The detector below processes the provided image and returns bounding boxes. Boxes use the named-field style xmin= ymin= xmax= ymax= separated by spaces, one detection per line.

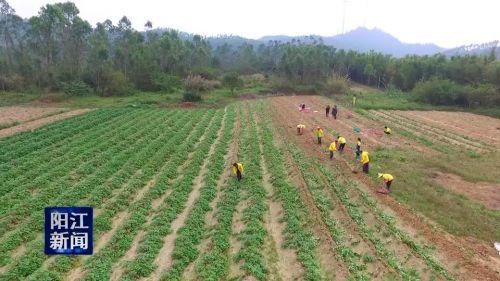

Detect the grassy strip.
xmin=161 ymin=106 xmax=235 ymax=280
xmin=117 ymin=110 xmax=225 ymax=280
xmin=256 ymin=103 xmax=324 ymax=280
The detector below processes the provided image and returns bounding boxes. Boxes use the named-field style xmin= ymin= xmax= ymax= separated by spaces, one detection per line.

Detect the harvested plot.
xmin=0 ymin=108 xmax=91 ymax=138
xmin=0 ymin=99 xmax=498 ymax=281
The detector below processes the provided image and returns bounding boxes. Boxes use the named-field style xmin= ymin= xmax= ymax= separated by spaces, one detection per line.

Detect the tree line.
xmin=1 ymin=1 xmax=499 ymax=107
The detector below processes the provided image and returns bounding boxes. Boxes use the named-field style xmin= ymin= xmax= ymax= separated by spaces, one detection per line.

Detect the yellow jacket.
xmin=384 ymin=127 xmax=392 ymax=134
xmin=381 ymin=173 xmax=393 ymax=181
xmin=329 ymin=142 xmax=337 ymax=151
xmin=232 ymin=163 xmax=244 ymax=174
xmin=338 ymin=137 xmax=346 ymax=144
xmin=360 ymin=151 xmax=369 ymax=164
xmin=315 ymin=129 xmax=324 ymax=138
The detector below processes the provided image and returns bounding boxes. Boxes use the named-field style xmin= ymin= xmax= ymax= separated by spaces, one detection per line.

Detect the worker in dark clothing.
xmin=355 ymin=137 xmax=361 ymax=161
xmin=326 ymin=105 xmax=330 ymax=117
xmin=332 ymin=105 xmax=338 ymax=119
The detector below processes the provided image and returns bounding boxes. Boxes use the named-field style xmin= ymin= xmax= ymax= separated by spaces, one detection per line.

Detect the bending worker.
xmin=326 ymin=105 xmax=330 ymax=117
xmin=315 ymin=127 xmax=324 ymax=144
xmin=378 ymin=173 xmax=394 ymax=192
xmin=297 ymin=124 xmax=306 ymax=135
xmin=360 ymin=150 xmax=369 ymax=174
xmin=329 ymin=140 xmax=337 ymax=160
xmin=232 ymin=162 xmax=244 ymax=181
xmin=337 ymin=135 xmax=346 ymax=153
xmin=384 ymin=126 xmax=392 ymax=135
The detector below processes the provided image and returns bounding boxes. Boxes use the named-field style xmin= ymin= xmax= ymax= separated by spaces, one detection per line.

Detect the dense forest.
xmin=1 ymin=1 xmax=499 ymax=107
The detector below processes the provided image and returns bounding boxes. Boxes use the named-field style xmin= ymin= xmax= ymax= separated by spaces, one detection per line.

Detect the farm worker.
xmin=332 ymin=105 xmax=338 ymax=119
xmin=352 ymin=96 xmax=357 ymax=107
xmin=378 ymin=173 xmax=394 ymax=192
xmin=232 ymin=162 xmax=244 ymax=181
xmin=337 ymin=135 xmax=346 ymax=153
xmin=360 ymin=150 xmax=369 ymax=174
xmin=315 ymin=127 xmax=324 ymax=144
xmin=328 ymin=140 xmax=337 ymax=160
xmin=326 ymin=105 xmax=330 ymax=117
xmin=384 ymin=126 xmax=392 ymax=135
xmin=355 ymin=137 xmax=361 ymax=161
xmin=297 ymin=124 xmax=306 ymax=135
xmin=301 ymin=104 xmax=306 ymax=110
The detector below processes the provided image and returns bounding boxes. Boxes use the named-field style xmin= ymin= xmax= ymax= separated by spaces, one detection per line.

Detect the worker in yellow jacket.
xmin=337 ymin=135 xmax=346 ymax=153
xmin=378 ymin=173 xmax=394 ymax=192
xmin=384 ymin=126 xmax=392 ymax=135
xmin=297 ymin=124 xmax=306 ymax=135
xmin=232 ymin=162 xmax=244 ymax=181
xmin=360 ymin=150 xmax=369 ymax=174
xmin=315 ymin=127 xmax=324 ymax=144
xmin=328 ymin=141 xmax=337 ymax=160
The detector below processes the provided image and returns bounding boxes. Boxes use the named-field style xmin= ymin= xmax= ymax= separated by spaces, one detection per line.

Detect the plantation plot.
xmin=0 ymin=99 xmax=499 ymax=281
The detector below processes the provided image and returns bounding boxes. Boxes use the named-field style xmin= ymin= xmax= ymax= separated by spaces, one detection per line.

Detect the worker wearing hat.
xmin=378 ymin=173 xmax=394 ymax=192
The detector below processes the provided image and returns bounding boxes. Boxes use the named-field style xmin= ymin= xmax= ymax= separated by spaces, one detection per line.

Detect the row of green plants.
xmin=195 ymin=106 xmax=244 ymax=280
xmin=0 ymin=109 xmax=130 ymax=192
xmin=69 ymin=108 xmax=220 ymax=280
xmin=162 ymin=106 xmax=236 ymax=280
xmin=53 ymin=110 xmax=213 ymax=276
xmin=0 ymin=109 xmax=128 ymax=162
xmin=256 ymin=104 xmax=325 ymax=280
xmin=0 ymin=110 xmax=164 ymax=220
xmin=373 ymin=110 xmax=487 ymax=151
xmin=0 ymin=110 xmax=168 ymax=268
xmin=233 ymin=109 xmax=268 ymax=280
xmin=43 ymin=109 xmax=200 ymax=278
xmin=117 ymin=110 xmax=225 ymax=280
xmin=0 ymin=109 xmax=187 ymax=278
xmin=287 ymin=144 xmax=420 ymax=280
xmin=0 ymin=110 xmax=168 ymax=239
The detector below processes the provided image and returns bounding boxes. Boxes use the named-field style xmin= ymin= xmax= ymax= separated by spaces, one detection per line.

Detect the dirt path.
xmin=150 ymin=109 xmax=228 ymax=281
xmin=255 ymin=113 xmax=304 ymax=281
xmin=0 ymin=106 xmax=67 ymax=126
xmin=0 ymin=109 xmax=91 ymax=138
xmin=269 ymin=95 xmax=500 ymax=280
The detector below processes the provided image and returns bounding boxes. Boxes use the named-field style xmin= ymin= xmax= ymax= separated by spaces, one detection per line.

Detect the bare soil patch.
xmin=432 ymin=171 xmax=500 ymax=210
xmin=0 ymin=109 xmax=91 ymax=138
xmin=0 ymin=106 xmax=67 ymax=126
xmin=395 ymin=110 xmax=500 ymax=147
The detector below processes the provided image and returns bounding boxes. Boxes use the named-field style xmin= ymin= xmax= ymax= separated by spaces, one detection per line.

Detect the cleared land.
xmin=0 ymin=98 xmax=498 ymax=281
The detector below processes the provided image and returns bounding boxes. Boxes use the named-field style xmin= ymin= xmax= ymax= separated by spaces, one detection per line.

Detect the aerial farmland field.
xmin=0 ymin=97 xmax=498 ymax=281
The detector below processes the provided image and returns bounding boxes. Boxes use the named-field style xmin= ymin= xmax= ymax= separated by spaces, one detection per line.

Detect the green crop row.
xmin=195 ymin=106 xmax=244 ymax=281
xmin=25 ymin=109 xmax=218 ymax=281
xmin=0 ymin=110 xmax=188 ymax=278
xmin=234 ymin=109 xmax=268 ymax=280
xmin=117 ymin=109 xmax=225 ymax=280
xmin=161 ymin=106 xmax=235 ymax=280
xmin=256 ymin=103 xmax=324 ymax=281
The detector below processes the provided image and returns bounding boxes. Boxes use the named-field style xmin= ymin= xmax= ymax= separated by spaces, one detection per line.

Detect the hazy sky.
xmin=8 ymin=0 xmax=500 ymax=48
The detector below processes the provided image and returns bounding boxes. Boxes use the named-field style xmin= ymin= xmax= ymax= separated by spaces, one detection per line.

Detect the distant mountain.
xmin=258 ymin=28 xmax=444 ymax=57
xmin=442 ymin=40 xmax=499 ymax=57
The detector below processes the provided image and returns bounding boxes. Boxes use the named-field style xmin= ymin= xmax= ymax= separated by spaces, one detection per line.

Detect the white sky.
xmin=8 ymin=0 xmax=500 ymax=48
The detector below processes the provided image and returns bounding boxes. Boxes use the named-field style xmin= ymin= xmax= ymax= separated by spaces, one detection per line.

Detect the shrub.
xmin=182 ymin=91 xmax=202 ymax=102
xmin=190 ymin=67 xmax=220 ymax=80
xmin=412 ymin=78 xmax=465 ymax=106
xmin=102 ymin=71 xmax=133 ymax=96
xmin=324 ymin=74 xmax=350 ymax=96
xmin=222 ymin=72 xmax=243 ymax=94
xmin=183 ymin=75 xmax=220 ymax=92
xmin=152 ymin=73 xmax=181 ymax=92
xmin=0 ymin=74 xmax=25 ymax=91
xmin=241 ymin=73 xmax=266 ymax=86
xmin=58 ymin=81 xmax=92 ymax=96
